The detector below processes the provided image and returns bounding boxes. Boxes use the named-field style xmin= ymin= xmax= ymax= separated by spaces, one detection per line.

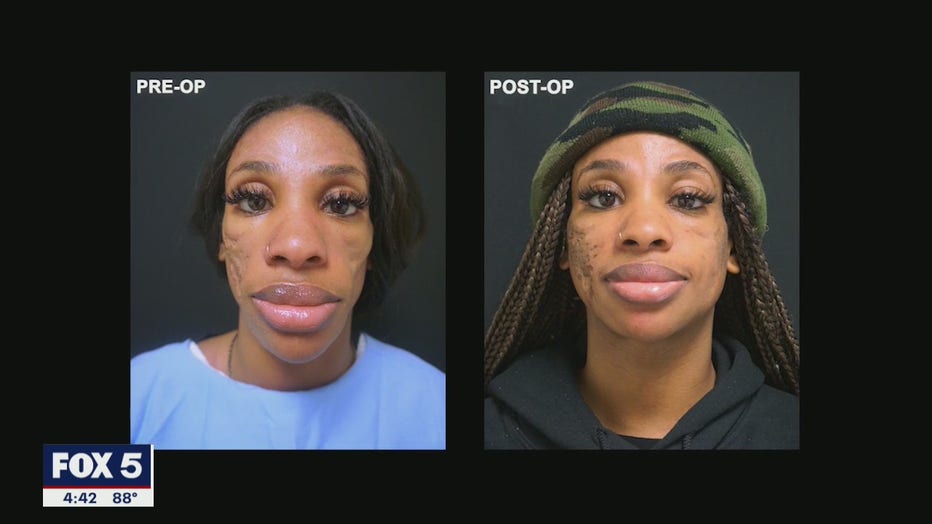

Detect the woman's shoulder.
xmin=132 ymin=340 xmax=193 ymax=365
xmin=361 ymin=333 xmax=444 ymax=378
xmin=356 ymin=333 xmax=445 ymax=439
xmin=131 ymin=339 xmax=198 ymax=383
xmin=755 ymin=384 xmax=800 ymax=415
xmin=731 ymin=383 xmax=799 ymax=449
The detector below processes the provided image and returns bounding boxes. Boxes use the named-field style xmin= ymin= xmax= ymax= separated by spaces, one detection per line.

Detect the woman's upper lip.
xmin=604 ymin=263 xmax=687 ymax=283
xmin=252 ymin=284 xmax=341 ymax=306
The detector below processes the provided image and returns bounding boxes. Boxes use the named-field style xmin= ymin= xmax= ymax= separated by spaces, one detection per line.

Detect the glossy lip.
xmin=604 ymin=263 xmax=687 ymax=305
xmin=251 ymin=284 xmax=341 ymax=333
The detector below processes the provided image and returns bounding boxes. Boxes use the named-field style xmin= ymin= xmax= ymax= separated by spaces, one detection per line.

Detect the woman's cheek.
xmin=220 ymin=228 xmax=249 ymax=298
xmin=703 ymin=223 xmax=733 ymax=276
xmin=347 ymin=225 xmax=374 ymax=279
xmin=566 ymin=223 xmax=598 ymax=300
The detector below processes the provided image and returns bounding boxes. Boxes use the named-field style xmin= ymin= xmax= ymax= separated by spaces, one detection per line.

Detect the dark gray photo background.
xmin=131 ymin=72 xmax=446 ymax=371
xmin=484 ymin=71 xmax=800 ymax=338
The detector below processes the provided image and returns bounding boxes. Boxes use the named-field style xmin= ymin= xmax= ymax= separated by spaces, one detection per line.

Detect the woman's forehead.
xmin=572 ymin=133 xmax=721 ymax=183
xmin=227 ymin=108 xmax=367 ymax=181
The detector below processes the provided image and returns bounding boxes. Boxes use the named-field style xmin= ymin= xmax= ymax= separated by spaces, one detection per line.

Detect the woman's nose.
xmin=615 ymin=199 xmax=672 ymax=251
xmin=265 ymin=206 xmax=327 ymax=269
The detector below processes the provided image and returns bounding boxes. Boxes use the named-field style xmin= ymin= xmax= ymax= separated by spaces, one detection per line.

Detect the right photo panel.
xmin=483 ymin=71 xmax=800 ymax=450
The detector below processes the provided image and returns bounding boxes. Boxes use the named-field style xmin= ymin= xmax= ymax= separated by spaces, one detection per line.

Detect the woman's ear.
xmin=727 ymin=240 xmax=740 ymax=274
xmin=218 ymin=241 xmax=227 ymax=262
xmin=559 ymin=240 xmax=569 ymax=270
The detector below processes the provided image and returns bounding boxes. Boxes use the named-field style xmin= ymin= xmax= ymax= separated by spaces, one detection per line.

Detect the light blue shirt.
xmin=131 ymin=333 xmax=445 ymax=450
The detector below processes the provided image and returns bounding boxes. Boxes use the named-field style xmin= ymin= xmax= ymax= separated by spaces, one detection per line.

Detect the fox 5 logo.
xmin=44 ymin=445 xmax=152 ymax=487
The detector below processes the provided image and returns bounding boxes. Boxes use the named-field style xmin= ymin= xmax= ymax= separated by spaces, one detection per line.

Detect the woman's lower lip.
xmin=252 ymin=298 xmax=338 ymax=333
xmin=608 ymin=281 xmax=687 ymax=305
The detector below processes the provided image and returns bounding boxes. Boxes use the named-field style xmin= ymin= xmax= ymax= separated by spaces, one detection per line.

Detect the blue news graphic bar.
xmin=43 ymin=444 xmax=152 ymax=488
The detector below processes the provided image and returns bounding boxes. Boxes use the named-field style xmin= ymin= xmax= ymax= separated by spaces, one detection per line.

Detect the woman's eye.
xmin=240 ymin=194 xmax=270 ymax=213
xmin=672 ymin=193 xmax=711 ymax=210
xmin=223 ymin=188 xmax=272 ymax=215
xmin=323 ymin=192 xmax=369 ymax=216
xmin=327 ymin=197 xmax=357 ymax=216
xmin=586 ymin=191 xmax=618 ymax=209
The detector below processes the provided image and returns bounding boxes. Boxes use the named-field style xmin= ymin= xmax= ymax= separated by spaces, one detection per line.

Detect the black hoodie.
xmin=484 ymin=335 xmax=799 ymax=449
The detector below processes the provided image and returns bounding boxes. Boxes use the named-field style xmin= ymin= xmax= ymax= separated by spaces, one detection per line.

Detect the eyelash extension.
xmin=222 ymin=186 xmax=271 ymax=205
xmin=674 ymin=190 xmax=716 ymax=205
xmin=320 ymin=190 xmax=370 ymax=211
xmin=577 ymin=185 xmax=617 ymax=202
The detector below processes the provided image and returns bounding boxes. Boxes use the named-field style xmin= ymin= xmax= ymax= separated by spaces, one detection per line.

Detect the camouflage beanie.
xmin=530 ymin=81 xmax=767 ymax=237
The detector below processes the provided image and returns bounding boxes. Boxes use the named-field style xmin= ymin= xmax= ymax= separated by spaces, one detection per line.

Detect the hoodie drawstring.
xmin=596 ymin=428 xmax=607 ymax=449
xmin=682 ymin=432 xmax=694 ymax=450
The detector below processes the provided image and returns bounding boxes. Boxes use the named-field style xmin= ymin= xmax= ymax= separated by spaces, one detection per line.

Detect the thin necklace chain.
xmin=227 ymin=332 xmax=238 ymax=379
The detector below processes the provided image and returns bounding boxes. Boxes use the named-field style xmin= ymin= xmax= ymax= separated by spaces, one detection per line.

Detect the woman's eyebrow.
xmin=229 ymin=159 xmax=279 ymax=175
xmin=228 ymin=160 xmax=365 ymax=179
xmin=318 ymin=164 xmax=366 ymax=179
xmin=577 ymin=159 xmax=625 ymax=176
xmin=664 ymin=160 xmax=714 ymax=179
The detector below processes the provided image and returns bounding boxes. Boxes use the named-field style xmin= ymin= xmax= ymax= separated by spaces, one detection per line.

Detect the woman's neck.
xmin=578 ymin=323 xmax=716 ymax=439
xmin=229 ymin=324 xmax=357 ymax=392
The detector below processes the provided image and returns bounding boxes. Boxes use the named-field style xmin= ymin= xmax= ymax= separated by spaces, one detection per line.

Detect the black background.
xmin=485 ymin=72 xmax=799 ymax=337
xmin=32 ymin=69 xmax=819 ymax=512
xmin=131 ymin=72 xmax=446 ymax=371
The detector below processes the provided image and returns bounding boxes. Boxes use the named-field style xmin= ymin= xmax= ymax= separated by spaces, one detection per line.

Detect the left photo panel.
xmin=130 ymin=71 xmax=446 ymax=450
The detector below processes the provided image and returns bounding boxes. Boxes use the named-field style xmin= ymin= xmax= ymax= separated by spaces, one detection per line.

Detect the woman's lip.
xmin=607 ymin=281 xmax=687 ymax=305
xmin=252 ymin=299 xmax=339 ymax=333
xmin=604 ymin=263 xmax=687 ymax=305
xmin=252 ymin=284 xmax=341 ymax=306
xmin=604 ymin=263 xmax=687 ymax=283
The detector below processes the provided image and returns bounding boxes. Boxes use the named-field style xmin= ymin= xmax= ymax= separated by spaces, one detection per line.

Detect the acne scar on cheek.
xmin=221 ymin=232 xmax=247 ymax=285
xmin=566 ymin=224 xmax=599 ymax=296
xmin=688 ymin=223 xmax=731 ymax=268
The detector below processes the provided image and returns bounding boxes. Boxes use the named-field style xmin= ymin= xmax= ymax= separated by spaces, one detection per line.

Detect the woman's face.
xmin=561 ymin=132 xmax=740 ymax=344
xmin=219 ymin=107 xmax=373 ymax=363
